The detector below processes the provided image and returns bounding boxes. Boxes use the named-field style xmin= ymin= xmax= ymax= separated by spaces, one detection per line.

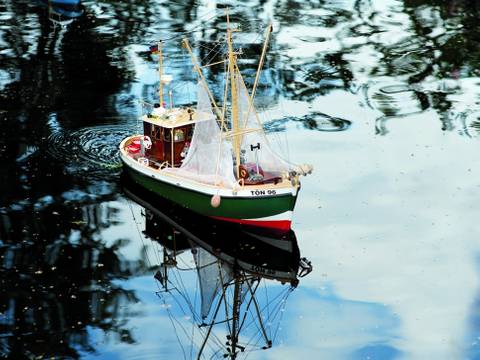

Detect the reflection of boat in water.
xmin=37 ymin=0 xmax=83 ymax=25
xmin=120 ymin=13 xmax=312 ymax=232
xmin=122 ymin=178 xmax=312 ymax=359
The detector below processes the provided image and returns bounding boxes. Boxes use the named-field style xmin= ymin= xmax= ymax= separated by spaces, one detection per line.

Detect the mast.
xmin=227 ymin=12 xmax=241 ymax=179
xmin=229 ymin=275 xmax=242 ymax=359
xmin=240 ymin=23 xmax=273 ymax=132
xmin=250 ymin=23 xmax=273 ymax=105
xmin=158 ymin=41 xmax=164 ymax=107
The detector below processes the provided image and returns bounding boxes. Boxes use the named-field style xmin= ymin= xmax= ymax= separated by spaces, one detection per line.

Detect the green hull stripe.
xmin=124 ymin=166 xmax=296 ymax=219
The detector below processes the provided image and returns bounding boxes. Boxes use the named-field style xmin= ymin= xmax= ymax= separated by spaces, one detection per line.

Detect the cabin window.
xmin=144 ymin=122 xmax=152 ymax=135
xmin=164 ymin=130 xmax=171 ymax=141
xmin=174 ymin=129 xmax=185 ymax=142
xmin=151 ymin=126 xmax=162 ymax=140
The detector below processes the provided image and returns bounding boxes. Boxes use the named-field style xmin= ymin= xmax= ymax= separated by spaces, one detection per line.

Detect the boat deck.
xmin=120 ymin=135 xmax=296 ymax=191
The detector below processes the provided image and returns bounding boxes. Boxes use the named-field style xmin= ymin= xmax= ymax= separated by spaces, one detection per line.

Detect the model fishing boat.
xmin=122 ymin=178 xmax=313 ymax=359
xmin=120 ymin=14 xmax=312 ymax=231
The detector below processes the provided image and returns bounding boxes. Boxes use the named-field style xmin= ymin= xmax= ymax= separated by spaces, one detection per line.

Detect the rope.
xmin=127 ymin=200 xmax=155 ymax=271
xmin=160 ymin=294 xmax=189 ymax=360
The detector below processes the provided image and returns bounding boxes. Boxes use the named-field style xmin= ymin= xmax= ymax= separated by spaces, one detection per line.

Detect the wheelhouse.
xmin=142 ymin=108 xmax=195 ymax=168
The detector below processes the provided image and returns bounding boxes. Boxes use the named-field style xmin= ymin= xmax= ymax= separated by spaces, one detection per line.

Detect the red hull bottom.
xmin=211 ymin=216 xmax=292 ymax=232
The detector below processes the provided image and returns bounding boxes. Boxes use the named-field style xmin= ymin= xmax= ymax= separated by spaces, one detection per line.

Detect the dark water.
xmin=1 ymin=0 xmax=480 ymax=359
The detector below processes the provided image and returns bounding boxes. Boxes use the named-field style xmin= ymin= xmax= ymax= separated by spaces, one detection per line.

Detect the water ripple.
xmin=265 ymin=112 xmax=352 ymax=133
xmin=46 ymin=124 xmax=137 ymax=179
xmin=365 ymin=82 xmax=430 ymax=117
xmin=456 ymin=110 xmax=480 ymax=138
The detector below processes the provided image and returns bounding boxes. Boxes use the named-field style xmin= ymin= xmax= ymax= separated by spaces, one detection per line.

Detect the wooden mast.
xmin=230 ymin=274 xmax=241 ymax=359
xmin=158 ymin=41 xmax=164 ymax=107
xmin=250 ymin=23 xmax=273 ymax=105
xmin=227 ymin=11 xmax=241 ymax=179
xmin=240 ymin=23 xmax=273 ymax=132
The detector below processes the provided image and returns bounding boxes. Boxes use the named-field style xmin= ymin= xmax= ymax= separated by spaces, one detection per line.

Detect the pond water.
xmin=1 ymin=0 xmax=480 ymax=359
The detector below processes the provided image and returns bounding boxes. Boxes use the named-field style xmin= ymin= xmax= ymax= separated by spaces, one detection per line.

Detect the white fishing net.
xmin=164 ymin=77 xmax=298 ymax=186
xmin=236 ymin=75 xmax=293 ymax=175
xmin=194 ymin=247 xmax=233 ymax=320
xmin=164 ymin=82 xmax=236 ymax=187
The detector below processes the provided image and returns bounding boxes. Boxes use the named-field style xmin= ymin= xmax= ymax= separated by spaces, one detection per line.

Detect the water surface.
xmin=1 ymin=0 xmax=480 ymax=359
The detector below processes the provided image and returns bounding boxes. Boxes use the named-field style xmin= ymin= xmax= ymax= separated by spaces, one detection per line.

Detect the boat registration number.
xmin=250 ymin=265 xmax=276 ymax=275
xmin=250 ymin=190 xmax=276 ymax=196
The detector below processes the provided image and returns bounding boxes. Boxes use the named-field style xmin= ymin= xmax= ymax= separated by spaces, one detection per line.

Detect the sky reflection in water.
xmin=1 ymin=0 xmax=480 ymax=359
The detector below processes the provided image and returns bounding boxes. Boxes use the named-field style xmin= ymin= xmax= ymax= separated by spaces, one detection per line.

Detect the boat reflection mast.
xmin=124 ymin=182 xmax=312 ymax=359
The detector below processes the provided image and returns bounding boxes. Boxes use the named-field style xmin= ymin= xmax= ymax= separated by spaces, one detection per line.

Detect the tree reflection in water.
xmin=0 ymin=199 xmax=145 ymax=358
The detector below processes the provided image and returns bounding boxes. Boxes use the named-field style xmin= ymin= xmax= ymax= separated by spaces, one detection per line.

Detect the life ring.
xmin=142 ymin=135 xmax=152 ymax=149
xmin=239 ymin=167 xmax=248 ymax=179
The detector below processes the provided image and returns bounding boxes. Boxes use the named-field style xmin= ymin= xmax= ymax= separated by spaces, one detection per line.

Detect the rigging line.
xmin=263 ymin=278 xmax=271 ymax=337
xmin=175 ymin=257 xmax=201 ymax=312
xmin=235 ymin=293 xmax=264 ymax=342
xmin=237 ymin=280 xmax=260 ymax=334
xmin=185 ymin=49 xmax=194 ymax=106
xmin=197 ymin=291 xmax=228 ymax=359
xmin=190 ymin=272 xmax=200 ymax=360
xmin=176 ymin=265 xmax=204 ymax=271
xmin=166 ymin=286 xmax=227 ymax=353
xmin=155 ymin=13 xmax=219 ymax=42
xmin=170 ymin=270 xmax=201 ymax=322
xmin=197 ymin=40 xmax=222 ymax=60
xmin=167 ymin=268 xmax=195 ymax=310
xmin=252 ymin=290 xmax=292 ymax=348
xmin=169 ymin=272 xmax=230 ymax=352
xmin=242 ymin=338 xmax=276 ymax=360
xmin=208 ymin=349 xmax=223 ymax=360
xmin=151 ymin=234 xmax=164 ymax=267
xmin=200 ymin=51 xmax=227 ymax=80
xmin=235 ymin=64 xmax=267 ymax=142
xmin=167 ymin=308 xmax=188 ymax=360
xmin=201 ymin=41 xmax=226 ymax=62
xmin=243 ymin=299 xmax=267 ymax=350
xmin=193 ymin=259 xmax=220 ymax=270
xmin=161 ymin=295 xmax=189 ymax=360
xmin=277 ymin=96 xmax=291 ymax=162
xmin=174 ymin=255 xmax=219 ymax=271
xmin=127 ymin=201 xmax=163 ymax=295
xmin=127 ymin=200 xmax=153 ymax=268
xmin=258 ymin=285 xmax=292 ymax=313
xmin=220 ymin=53 xmax=230 ymax=132
xmin=240 ymin=285 xmax=290 ymax=332
xmin=244 ymin=278 xmax=270 ymax=345
xmin=244 ymin=287 xmax=293 ymax=353
xmin=240 ymin=322 xmax=269 ymax=360
xmin=201 ymin=309 xmax=235 ymax=353
xmin=168 ymin=286 xmax=226 ymax=354
xmin=272 ymin=288 xmax=294 ymax=342
xmin=204 ymin=306 xmax=236 ymax=353
xmin=201 ymin=59 xmax=228 ymax=68
xmin=167 ymin=286 xmax=198 ymax=322
xmin=217 ymin=261 xmax=233 ymax=336
xmin=257 ymin=287 xmax=291 ymax=327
